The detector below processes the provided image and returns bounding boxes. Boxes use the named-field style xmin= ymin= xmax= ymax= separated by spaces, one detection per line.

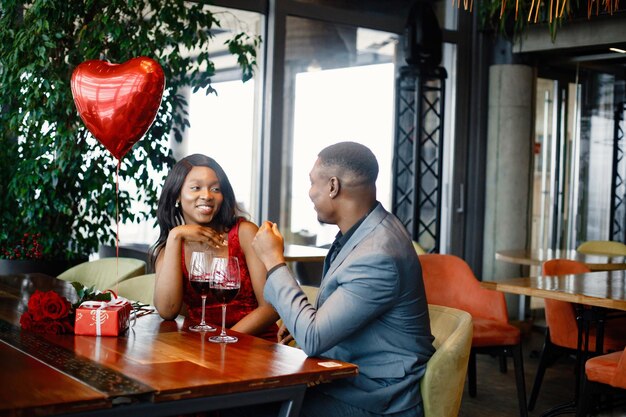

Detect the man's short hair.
xmin=318 ymin=141 xmax=379 ymax=185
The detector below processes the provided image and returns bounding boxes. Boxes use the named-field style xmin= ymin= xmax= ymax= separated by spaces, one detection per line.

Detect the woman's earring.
xmin=175 ymin=200 xmax=180 ymax=208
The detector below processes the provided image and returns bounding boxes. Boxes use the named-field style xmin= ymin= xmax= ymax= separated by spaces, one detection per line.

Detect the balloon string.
xmin=115 ymin=160 xmax=120 ymax=294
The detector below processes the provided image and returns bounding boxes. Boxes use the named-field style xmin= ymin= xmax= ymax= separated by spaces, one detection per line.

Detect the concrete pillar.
xmin=482 ymin=64 xmax=534 ymax=317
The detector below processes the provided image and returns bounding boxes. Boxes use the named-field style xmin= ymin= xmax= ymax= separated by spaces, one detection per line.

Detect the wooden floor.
xmin=458 ymin=324 xmax=626 ymax=417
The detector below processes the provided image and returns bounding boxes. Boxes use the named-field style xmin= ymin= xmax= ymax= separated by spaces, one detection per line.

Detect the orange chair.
xmin=528 ymin=259 xmax=626 ymax=411
xmin=419 ymin=254 xmax=528 ymax=417
xmin=578 ymin=347 xmax=626 ymax=416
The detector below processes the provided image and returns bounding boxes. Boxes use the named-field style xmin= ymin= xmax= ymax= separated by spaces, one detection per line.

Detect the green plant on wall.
xmin=0 ymin=0 xmax=259 ymax=260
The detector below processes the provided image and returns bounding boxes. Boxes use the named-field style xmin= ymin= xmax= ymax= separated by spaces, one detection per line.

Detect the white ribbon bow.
xmin=80 ymin=296 xmax=132 ymax=335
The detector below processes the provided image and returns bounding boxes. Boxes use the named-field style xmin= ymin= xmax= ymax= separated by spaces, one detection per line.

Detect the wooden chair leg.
xmin=512 ymin=344 xmax=529 ymax=417
xmin=468 ymin=349 xmax=477 ymax=397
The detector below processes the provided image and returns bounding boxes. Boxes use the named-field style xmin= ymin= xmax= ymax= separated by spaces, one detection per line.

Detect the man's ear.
xmin=329 ymin=176 xmax=340 ymax=198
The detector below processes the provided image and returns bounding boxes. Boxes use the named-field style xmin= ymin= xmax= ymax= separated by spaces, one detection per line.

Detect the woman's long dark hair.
xmin=149 ymin=154 xmax=245 ymax=270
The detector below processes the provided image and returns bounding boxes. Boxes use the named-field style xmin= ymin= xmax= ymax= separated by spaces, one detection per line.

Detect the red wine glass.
xmin=208 ymin=256 xmax=240 ymax=343
xmin=188 ymin=251 xmax=216 ymax=332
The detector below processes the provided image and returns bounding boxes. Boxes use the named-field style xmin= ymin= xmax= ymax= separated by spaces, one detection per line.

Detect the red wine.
xmin=210 ymin=286 xmax=239 ymax=303
xmin=190 ymin=280 xmax=211 ymax=296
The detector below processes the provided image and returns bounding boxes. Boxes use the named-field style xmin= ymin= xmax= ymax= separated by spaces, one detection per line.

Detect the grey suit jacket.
xmin=264 ymin=204 xmax=435 ymax=414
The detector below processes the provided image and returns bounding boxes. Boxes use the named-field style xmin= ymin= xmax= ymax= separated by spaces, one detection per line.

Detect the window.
xmin=187 ymin=79 xmax=258 ymax=216
xmin=281 ymin=17 xmax=398 ymax=246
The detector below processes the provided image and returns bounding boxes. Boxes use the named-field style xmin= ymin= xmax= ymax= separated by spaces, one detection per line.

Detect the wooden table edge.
xmin=481 ymin=280 xmax=626 ymax=310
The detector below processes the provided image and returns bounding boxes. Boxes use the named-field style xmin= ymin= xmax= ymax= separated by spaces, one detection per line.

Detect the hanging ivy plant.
xmin=472 ymin=0 xmax=622 ymax=41
xmin=0 ymin=0 xmax=260 ymax=260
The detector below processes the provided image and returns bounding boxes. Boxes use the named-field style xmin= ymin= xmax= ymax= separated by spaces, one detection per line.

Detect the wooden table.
xmin=481 ymin=269 xmax=626 ymax=310
xmin=482 ymin=270 xmax=626 ymax=416
xmin=284 ymin=244 xmax=327 ymax=263
xmin=495 ymin=248 xmax=626 ymax=271
xmin=0 ymin=273 xmax=357 ymax=417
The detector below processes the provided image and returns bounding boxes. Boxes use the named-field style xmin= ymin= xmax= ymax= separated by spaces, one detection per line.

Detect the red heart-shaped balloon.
xmin=71 ymin=57 xmax=165 ymax=160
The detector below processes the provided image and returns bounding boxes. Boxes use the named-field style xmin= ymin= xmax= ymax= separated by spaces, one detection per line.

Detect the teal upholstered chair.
xmin=57 ymin=257 xmax=146 ymax=291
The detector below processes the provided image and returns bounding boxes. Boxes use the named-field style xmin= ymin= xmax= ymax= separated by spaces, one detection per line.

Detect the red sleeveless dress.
xmin=182 ymin=218 xmax=278 ymax=341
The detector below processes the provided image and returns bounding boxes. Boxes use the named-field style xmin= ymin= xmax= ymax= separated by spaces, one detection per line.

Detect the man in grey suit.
xmin=252 ymin=141 xmax=435 ymax=417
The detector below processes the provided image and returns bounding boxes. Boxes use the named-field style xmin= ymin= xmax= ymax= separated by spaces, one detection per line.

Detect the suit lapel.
xmin=318 ymin=205 xmax=387 ymax=293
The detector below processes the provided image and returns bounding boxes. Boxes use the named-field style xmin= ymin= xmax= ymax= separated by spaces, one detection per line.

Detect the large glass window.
xmin=282 ymin=17 xmax=398 ymax=247
xmin=187 ymin=79 xmax=258 ymax=216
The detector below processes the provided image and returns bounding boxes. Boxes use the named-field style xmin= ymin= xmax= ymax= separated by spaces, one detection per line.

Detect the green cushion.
xmin=115 ymin=273 xmax=155 ymax=305
xmin=577 ymin=240 xmax=626 ymax=256
xmin=57 ymin=257 xmax=146 ymax=291
xmin=421 ymin=304 xmax=473 ymax=417
xmin=413 ymin=241 xmax=427 ymax=255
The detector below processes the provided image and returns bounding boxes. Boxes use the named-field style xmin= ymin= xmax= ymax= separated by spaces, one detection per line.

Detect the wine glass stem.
xmin=220 ymin=303 xmax=227 ymax=337
xmin=200 ymin=295 xmax=207 ymax=325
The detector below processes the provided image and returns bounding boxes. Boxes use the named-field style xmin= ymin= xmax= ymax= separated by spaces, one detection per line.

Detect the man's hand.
xmin=252 ymin=221 xmax=286 ymax=271
xmin=277 ymin=323 xmax=294 ymax=345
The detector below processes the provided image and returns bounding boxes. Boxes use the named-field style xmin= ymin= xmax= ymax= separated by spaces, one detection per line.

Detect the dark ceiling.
xmin=513 ymin=12 xmax=626 ymax=78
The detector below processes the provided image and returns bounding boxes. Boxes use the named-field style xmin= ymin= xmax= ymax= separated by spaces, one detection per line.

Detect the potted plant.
xmin=0 ymin=1 xmax=259 ymax=275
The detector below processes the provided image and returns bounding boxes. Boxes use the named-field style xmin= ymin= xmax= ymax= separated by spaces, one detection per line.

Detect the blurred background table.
xmin=495 ymin=249 xmax=626 ymax=271
xmin=284 ymin=245 xmax=327 ymax=287
xmin=482 ymin=269 xmax=626 ymax=310
xmin=284 ymin=244 xmax=327 ymax=263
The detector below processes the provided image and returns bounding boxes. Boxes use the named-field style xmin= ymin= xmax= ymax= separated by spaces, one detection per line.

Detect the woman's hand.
xmin=171 ymin=224 xmax=226 ymax=249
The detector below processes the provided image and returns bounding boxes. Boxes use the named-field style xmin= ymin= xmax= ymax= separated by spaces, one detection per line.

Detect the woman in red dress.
xmin=151 ymin=154 xmax=278 ymax=341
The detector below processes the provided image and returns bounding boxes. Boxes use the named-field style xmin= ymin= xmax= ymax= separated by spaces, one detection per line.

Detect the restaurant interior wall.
xmin=457 ymin=9 xmax=626 ymax=281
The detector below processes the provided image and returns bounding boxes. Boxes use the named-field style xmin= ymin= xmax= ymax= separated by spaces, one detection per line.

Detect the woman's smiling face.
xmin=179 ymin=166 xmax=223 ymax=226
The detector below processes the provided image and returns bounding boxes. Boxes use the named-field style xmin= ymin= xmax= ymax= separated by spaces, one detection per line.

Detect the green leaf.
xmin=71 ymin=281 xmax=86 ymax=299
xmin=0 ymin=0 xmax=261 ymax=260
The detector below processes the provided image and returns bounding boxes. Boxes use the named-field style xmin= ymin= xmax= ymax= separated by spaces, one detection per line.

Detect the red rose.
xmin=27 ymin=290 xmax=46 ymax=321
xmin=21 ymin=290 xmax=75 ymax=335
xmin=41 ymin=319 xmax=72 ymax=335
xmin=19 ymin=311 xmax=34 ymax=330
xmin=62 ymin=318 xmax=74 ymax=334
xmin=40 ymin=291 xmax=71 ymax=320
xmin=28 ymin=320 xmax=47 ymax=333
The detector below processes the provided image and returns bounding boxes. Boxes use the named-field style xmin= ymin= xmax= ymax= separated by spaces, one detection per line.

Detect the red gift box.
xmin=74 ymin=298 xmax=132 ymax=336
